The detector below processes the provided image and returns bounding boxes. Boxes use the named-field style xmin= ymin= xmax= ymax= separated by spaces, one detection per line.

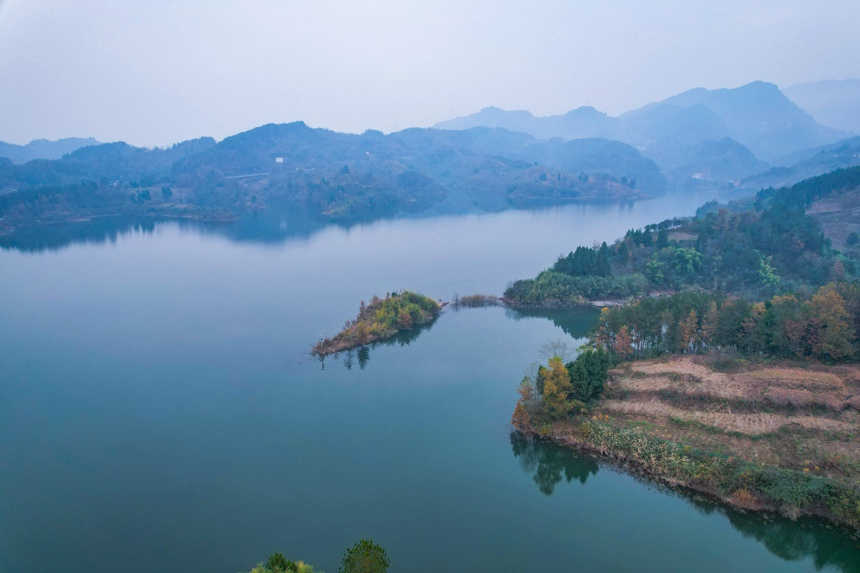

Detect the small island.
xmin=313 ymin=291 xmax=442 ymax=356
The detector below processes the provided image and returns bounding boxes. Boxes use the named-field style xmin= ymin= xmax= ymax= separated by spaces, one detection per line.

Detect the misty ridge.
xmin=1 ymin=79 xmax=859 ymax=237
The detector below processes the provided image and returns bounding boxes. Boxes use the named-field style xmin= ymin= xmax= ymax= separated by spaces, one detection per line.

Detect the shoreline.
xmin=513 ymin=414 xmax=859 ymax=535
xmin=515 ymin=424 xmax=859 ymax=536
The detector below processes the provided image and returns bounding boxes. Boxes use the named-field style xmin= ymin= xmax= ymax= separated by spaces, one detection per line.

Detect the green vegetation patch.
xmin=313 ymin=291 xmax=440 ymax=356
xmin=505 ymin=167 xmax=860 ymax=307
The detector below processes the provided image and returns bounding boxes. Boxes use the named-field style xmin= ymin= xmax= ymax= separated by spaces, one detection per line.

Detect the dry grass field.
xmin=597 ymin=356 xmax=859 ymax=481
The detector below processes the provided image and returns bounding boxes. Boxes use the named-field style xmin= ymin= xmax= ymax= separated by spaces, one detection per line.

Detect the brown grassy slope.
xmin=519 ymin=355 xmax=860 ymax=530
xmin=601 ymin=356 xmax=859 ymax=482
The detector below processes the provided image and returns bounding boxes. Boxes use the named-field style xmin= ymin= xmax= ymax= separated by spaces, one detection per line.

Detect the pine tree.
xmin=339 ymin=539 xmax=389 ymax=573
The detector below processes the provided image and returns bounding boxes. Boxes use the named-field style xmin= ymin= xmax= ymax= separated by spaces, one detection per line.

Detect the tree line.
xmin=593 ymin=282 xmax=859 ymax=362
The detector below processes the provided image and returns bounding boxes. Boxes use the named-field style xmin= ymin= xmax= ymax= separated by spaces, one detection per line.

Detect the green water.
xmin=0 ymin=197 xmax=856 ymax=572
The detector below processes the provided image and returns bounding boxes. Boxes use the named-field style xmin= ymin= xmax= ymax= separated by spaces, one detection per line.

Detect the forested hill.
xmin=0 ymin=123 xmax=662 ymax=236
xmin=505 ymin=166 xmax=860 ymax=306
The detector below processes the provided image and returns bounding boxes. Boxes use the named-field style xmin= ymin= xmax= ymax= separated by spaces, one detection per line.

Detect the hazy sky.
xmin=1 ymin=0 xmax=858 ymax=147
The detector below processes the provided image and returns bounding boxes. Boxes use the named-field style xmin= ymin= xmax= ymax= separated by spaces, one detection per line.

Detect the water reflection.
xmin=722 ymin=510 xmax=860 ymax=571
xmin=0 ymin=217 xmax=161 ymax=252
xmin=0 ymin=205 xmax=375 ymax=252
xmin=317 ymin=318 xmax=437 ymax=370
xmin=511 ymin=433 xmax=860 ymax=571
xmin=682 ymin=493 xmax=860 ymax=571
xmin=509 ymin=432 xmax=599 ymax=495
xmin=319 ymin=305 xmax=603 ymax=371
xmin=505 ymin=307 xmax=600 ymax=339
xmin=0 ymin=194 xmax=706 ymax=253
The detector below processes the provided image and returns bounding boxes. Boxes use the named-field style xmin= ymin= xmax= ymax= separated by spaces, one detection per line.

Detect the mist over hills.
xmin=437 ymin=82 xmax=844 ymax=163
xmin=2 ymin=79 xmax=859 ymax=238
xmin=785 ymin=79 xmax=860 ymax=134
xmin=742 ymin=136 xmax=860 ymax=190
xmin=0 ymin=138 xmax=100 ymax=164
xmin=435 ymin=81 xmax=860 ymax=192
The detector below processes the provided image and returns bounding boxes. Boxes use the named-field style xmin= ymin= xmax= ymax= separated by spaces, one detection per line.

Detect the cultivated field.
xmin=599 ymin=356 xmax=859 ymax=481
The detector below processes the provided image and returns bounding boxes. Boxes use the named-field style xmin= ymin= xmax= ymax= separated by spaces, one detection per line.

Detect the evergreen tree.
xmin=567 ymin=348 xmax=610 ymax=402
xmin=340 ymin=539 xmax=389 ymax=573
xmin=512 ymin=400 xmax=531 ymax=429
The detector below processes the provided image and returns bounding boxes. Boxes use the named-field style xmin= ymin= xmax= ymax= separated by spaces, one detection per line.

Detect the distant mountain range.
xmin=436 ymin=82 xmax=844 ymax=165
xmin=0 ymin=123 xmax=663 ymax=235
xmin=435 ymin=81 xmax=860 ymax=191
xmin=784 ymin=79 xmax=860 ymax=134
xmin=0 ymin=137 xmax=100 ymax=164
xmin=742 ymin=136 xmax=860 ymax=190
xmin=3 ymin=80 xmax=859 ymax=237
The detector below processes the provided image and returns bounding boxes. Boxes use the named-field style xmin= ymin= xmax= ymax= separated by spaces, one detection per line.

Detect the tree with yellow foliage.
xmin=518 ymin=377 xmax=535 ymax=402
xmin=511 ymin=400 xmax=531 ymax=430
xmin=614 ymin=325 xmax=633 ymax=359
xmin=678 ymin=309 xmax=698 ymax=353
xmin=540 ymin=357 xmax=573 ymax=420
xmin=809 ymin=285 xmax=854 ymax=360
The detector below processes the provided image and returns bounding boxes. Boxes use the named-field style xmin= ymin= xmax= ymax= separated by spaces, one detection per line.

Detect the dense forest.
xmin=594 ymin=282 xmax=859 ymax=362
xmin=505 ymin=167 xmax=860 ymax=306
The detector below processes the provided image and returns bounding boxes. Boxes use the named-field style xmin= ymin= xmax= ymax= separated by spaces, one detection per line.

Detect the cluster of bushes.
xmin=512 ymin=348 xmax=610 ymax=428
xmin=250 ymin=539 xmax=389 ymax=573
xmin=505 ymin=167 xmax=860 ymax=306
xmin=594 ymin=282 xmax=859 ymax=362
xmin=313 ymin=291 xmax=440 ymax=355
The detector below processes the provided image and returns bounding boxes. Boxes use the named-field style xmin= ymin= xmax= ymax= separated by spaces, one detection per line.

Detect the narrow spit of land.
xmin=313 ymin=291 xmax=616 ymax=357
xmin=312 ymin=291 xmax=441 ymax=356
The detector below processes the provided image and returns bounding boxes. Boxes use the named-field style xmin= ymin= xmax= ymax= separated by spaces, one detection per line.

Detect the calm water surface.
xmin=1 ymin=196 xmax=857 ymax=572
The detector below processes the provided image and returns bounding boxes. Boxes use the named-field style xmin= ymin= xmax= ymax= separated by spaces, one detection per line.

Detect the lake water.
xmin=1 ymin=196 xmax=857 ymax=572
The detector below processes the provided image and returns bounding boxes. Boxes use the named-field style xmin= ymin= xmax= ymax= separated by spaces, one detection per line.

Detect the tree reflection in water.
xmin=510 ymin=431 xmax=860 ymax=571
xmin=317 ymin=318 xmax=437 ymax=370
xmin=509 ymin=432 xmax=598 ymax=495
